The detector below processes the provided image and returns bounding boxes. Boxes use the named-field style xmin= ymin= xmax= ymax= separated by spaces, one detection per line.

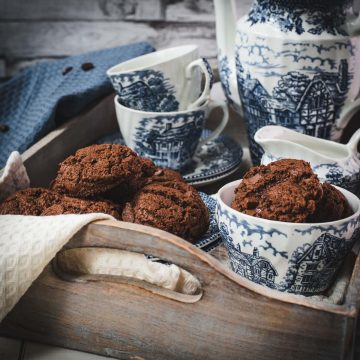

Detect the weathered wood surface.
xmin=0 ymin=0 xmax=253 ymax=77
xmin=0 ymin=219 xmax=359 ymax=359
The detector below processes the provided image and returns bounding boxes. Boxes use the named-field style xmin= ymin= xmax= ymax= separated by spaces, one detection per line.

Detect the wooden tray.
xmin=0 ymin=93 xmax=359 ymax=359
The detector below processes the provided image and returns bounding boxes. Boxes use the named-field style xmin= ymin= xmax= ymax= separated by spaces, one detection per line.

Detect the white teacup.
xmin=107 ymin=45 xmax=213 ymax=113
xmin=114 ymin=96 xmax=228 ymax=171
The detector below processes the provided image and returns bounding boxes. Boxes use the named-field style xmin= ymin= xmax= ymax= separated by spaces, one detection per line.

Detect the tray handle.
xmin=59 ymin=219 xmax=359 ymax=314
xmin=52 ymin=252 xmax=203 ymax=304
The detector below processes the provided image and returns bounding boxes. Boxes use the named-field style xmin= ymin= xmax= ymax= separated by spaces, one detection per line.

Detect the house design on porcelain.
xmin=113 ymin=70 xmax=180 ymax=112
xmin=282 ymin=232 xmax=351 ymax=294
xmin=133 ymin=113 xmax=204 ymax=170
xmin=220 ymin=224 xmax=278 ymax=288
xmin=237 ymin=58 xmax=349 ymax=161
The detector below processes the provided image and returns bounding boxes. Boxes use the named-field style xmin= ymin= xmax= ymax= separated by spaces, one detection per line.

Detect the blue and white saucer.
xmin=195 ymin=192 xmax=221 ymax=251
xmin=97 ymin=130 xmax=243 ymax=186
xmin=181 ymin=130 xmax=243 ymax=185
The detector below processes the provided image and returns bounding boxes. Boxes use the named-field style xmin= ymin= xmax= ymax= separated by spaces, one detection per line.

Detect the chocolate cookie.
xmin=309 ymin=182 xmax=352 ymax=223
xmin=231 ymin=159 xmax=323 ymax=223
xmin=51 ymin=144 xmax=155 ymax=198
xmin=148 ymin=167 xmax=184 ymax=184
xmin=122 ymin=181 xmax=209 ymax=243
xmin=42 ymin=196 xmax=121 ymax=219
xmin=0 ymin=188 xmax=63 ymax=216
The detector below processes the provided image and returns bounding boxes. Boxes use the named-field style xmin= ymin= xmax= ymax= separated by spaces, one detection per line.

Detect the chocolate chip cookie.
xmin=42 ymin=196 xmax=121 ymax=219
xmin=122 ymin=181 xmax=209 ymax=242
xmin=51 ymin=144 xmax=155 ymax=198
xmin=0 ymin=187 xmax=121 ymax=218
xmin=231 ymin=159 xmax=323 ymax=223
xmin=309 ymin=182 xmax=352 ymax=223
xmin=0 ymin=188 xmax=63 ymax=216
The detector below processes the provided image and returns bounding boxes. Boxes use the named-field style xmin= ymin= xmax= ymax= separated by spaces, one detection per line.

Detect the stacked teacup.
xmin=107 ymin=45 xmax=228 ymax=171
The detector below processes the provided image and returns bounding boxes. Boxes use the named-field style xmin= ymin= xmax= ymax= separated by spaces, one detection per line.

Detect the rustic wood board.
xmin=1 ymin=220 xmax=360 ymax=360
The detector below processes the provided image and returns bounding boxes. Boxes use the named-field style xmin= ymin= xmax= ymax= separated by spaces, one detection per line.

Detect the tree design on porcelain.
xmin=247 ymin=0 xmax=348 ymax=36
xmin=235 ymin=29 xmax=353 ymax=164
xmin=111 ymin=70 xmax=179 ymax=112
xmin=133 ymin=111 xmax=204 ymax=170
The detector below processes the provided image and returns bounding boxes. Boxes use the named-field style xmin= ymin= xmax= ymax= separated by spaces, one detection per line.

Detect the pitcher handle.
xmin=347 ymin=128 xmax=360 ymax=155
xmin=336 ymin=98 xmax=360 ymax=132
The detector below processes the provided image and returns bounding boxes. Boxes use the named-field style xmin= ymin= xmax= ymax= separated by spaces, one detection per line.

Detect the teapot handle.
xmin=345 ymin=3 xmax=360 ymax=35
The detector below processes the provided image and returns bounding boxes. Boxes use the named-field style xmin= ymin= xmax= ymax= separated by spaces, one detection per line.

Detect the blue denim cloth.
xmin=0 ymin=42 xmax=155 ymax=167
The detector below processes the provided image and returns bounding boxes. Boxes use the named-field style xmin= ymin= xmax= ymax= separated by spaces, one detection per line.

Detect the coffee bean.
xmin=0 ymin=124 xmax=9 ymax=132
xmin=62 ymin=66 xmax=73 ymax=75
xmin=81 ymin=62 xmax=95 ymax=71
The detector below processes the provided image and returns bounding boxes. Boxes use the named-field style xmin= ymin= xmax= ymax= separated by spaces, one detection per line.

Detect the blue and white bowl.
xmin=217 ymin=179 xmax=360 ymax=296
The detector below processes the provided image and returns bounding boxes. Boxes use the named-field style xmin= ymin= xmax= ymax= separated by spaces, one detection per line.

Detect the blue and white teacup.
xmin=217 ymin=179 xmax=360 ymax=296
xmin=114 ymin=96 xmax=228 ymax=171
xmin=107 ymin=45 xmax=213 ymax=113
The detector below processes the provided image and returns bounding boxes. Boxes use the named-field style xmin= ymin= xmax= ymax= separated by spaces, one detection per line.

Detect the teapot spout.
xmin=214 ymin=0 xmax=241 ymax=109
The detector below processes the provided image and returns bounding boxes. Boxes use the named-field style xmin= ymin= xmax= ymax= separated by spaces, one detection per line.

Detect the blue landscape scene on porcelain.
xmin=109 ymin=69 xmax=179 ymax=112
xmin=218 ymin=205 xmax=360 ymax=295
xmin=132 ymin=110 xmax=205 ymax=171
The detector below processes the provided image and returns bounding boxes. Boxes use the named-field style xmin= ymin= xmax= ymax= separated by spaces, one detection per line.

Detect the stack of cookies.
xmin=0 ymin=144 xmax=209 ymax=243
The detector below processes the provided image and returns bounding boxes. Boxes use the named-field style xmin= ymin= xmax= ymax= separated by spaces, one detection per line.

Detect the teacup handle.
xmin=185 ymin=58 xmax=213 ymax=110
xmin=198 ymin=100 xmax=229 ymax=147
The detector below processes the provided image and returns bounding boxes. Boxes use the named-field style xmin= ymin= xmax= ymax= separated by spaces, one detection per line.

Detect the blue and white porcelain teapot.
xmin=214 ymin=0 xmax=360 ymax=164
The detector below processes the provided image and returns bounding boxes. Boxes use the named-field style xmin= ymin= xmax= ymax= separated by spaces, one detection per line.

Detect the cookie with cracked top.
xmin=0 ymin=187 xmax=122 ymax=219
xmin=42 ymin=196 xmax=121 ymax=219
xmin=231 ymin=159 xmax=323 ymax=223
xmin=0 ymin=188 xmax=63 ymax=216
xmin=122 ymin=181 xmax=209 ymax=243
xmin=51 ymin=144 xmax=155 ymax=198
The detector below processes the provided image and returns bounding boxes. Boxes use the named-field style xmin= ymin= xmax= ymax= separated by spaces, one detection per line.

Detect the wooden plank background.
xmin=0 ymin=0 xmax=253 ymax=78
